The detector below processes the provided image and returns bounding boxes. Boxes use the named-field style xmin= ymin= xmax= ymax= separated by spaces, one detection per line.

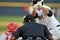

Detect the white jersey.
xmin=35 ymin=9 xmax=50 ymax=26
xmin=35 ymin=5 xmax=60 ymax=30
xmin=43 ymin=5 xmax=52 ymax=10
xmin=28 ymin=6 xmax=51 ymax=26
xmin=50 ymin=27 xmax=60 ymax=40
xmin=28 ymin=5 xmax=60 ymax=30
xmin=28 ymin=4 xmax=60 ymax=39
xmin=47 ymin=15 xmax=60 ymax=30
xmin=28 ymin=6 xmax=51 ymax=27
xmin=35 ymin=5 xmax=60 ymax=39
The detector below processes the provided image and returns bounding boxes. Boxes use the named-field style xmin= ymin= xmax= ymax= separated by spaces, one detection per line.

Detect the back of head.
xmin=23 ymin=14 xmax=35 ymax=23
xmin=7 ymin=22 xmax=19 ymax=33
xmin=32 ymin=0 xmax=44 ymax=5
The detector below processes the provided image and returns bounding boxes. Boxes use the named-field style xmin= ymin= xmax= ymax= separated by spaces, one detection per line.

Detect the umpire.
xmin=10 ymin=14 xmax=53 ymax=40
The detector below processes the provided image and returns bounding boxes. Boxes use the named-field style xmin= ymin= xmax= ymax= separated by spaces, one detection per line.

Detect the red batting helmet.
xmin=7 ymin=22 xmax=19 ymax=33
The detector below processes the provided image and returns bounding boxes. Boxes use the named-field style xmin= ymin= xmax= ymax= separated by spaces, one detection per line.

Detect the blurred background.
xmin=0 ymin=0 xmax=60 ymax=35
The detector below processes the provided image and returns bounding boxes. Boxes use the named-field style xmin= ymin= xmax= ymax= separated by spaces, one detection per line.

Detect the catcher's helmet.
xmin=7 ymin=22 xmax=19 ymax=33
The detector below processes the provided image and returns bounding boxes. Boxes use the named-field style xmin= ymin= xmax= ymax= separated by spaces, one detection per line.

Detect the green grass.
xmin=0 ymin=26 xmax=7 ymax=32
xmin=0 ymin=16 xmax=24 ymax=22
xmin=57 ymin=37 xmax=60 ymax=40
xmin=0 ymin=16 xmax=60 ymax=22
xmin=0 ymin=16 xmax=24 ymax=31
xmin=57 ymin=19 xmax=60 ymax=22
xmin=0 ymin=16 xmax=60 ymax=32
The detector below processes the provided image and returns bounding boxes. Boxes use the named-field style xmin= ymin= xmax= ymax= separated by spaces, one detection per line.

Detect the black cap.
xmin=32 ymin=0 xmax=40 ymax=5
xmin=24 ymin=14 xmax=35 ymax=23
xmin=32 ymin=0 xmax=44 ymax=5
xmin=32 ymin=0 xmax=41 ymax=1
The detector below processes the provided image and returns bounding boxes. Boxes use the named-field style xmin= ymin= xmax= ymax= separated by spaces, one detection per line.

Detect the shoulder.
xmin=43 ymin=5 xmax=52 ymax=10
xmin=40 ymin=24 xmax=47 ymax=28
xmin=36 ymin=23 xmax=46 ymax=27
